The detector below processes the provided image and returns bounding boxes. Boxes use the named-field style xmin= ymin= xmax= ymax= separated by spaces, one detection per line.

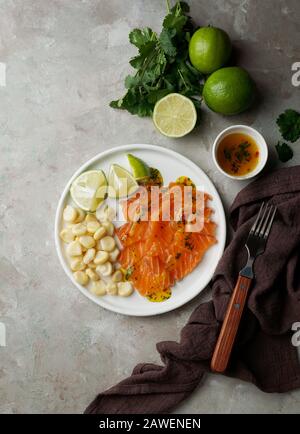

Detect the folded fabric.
xmin=85 ymin=165 xmax=300 ymax=414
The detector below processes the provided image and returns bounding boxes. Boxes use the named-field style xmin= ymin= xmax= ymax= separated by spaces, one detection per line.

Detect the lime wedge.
xmin=70 ymin=170 xmax=107 ymax=212
xmin=138 ymin=167 xmax=164 ymax=187
xmin=108 ymin=164 xmax=139 ymax=198
xmin=153 ymin=93 xmax=197 ymax=138
xmin=127 ymin=154 xmax=150 ymax=179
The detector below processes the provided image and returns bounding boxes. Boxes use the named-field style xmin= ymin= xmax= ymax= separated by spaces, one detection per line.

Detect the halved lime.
xmin=153 ymin=93 xmax=197 ymax=138
xmin=70 ymin=170 xmax=107 ymax=212
xmin=108 ymin=164 xmax=139 ymax=198
xmin=127 ymin=154 xmax=150 ymax=179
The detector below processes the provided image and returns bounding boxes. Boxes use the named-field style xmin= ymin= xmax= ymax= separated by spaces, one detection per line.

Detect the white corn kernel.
xmin=78 ymin=235 xmax=96 ymax=249
xmin=74 ymin=208 xmax=85 ymax=223
xmin=109 ymin=247 xmax=120 ymax=262
xmin=94 ymin=226 xmax=106 ymax=241
xmin=102 ymin=221 xmax=114 ymax=236
xmin=112 ymin=270 xmax=123 ymax=282
xmin=72 ymin=222 xmax=87 ymax=236
xmin=88 ymin=261 xmax=97 ymax=269
xmin=96 ymin=262 xmax=113 ymax=277
xmin=67 ymin=240 xmax=82 ymax=256
xmin=117 ymin=282 xmax=134 ymax=297
xmin=76 ymin=236 xmax=86 ymax=252
xmin=85 ymin=213 xmax=98 ymax=223
xmin=60 ymin=228 xmax=75 ymax=243
xmin=70 ymin=257 xmax=86 ymax=271
xmin=96 ymin=204 xmax=115 ymax=222
xmin=87 ymin=220 xmax=101 ymax=234
xmin=106 ymin=282 xmax=118 ymax=295
xmin=90 ymin=280 xmax=106 ymax=296
xmin=63 ymin=205 xmax=78 ymax=223
xmin=73 ymin=270 xmax=89 ymax=286
xmin=85 ymin=268 xmax=99 ymax=281
xmin=94 ymin=250 xmax=109 ymax=265
xmin=100 ymin=236 xmax=116 ymax=252
xmin=83 ymin=248 xmax=96 ymax=264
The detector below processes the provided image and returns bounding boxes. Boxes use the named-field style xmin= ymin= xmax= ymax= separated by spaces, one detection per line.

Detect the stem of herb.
xmin=166 ymin=0 xmax=170 ymax=13
xmin=178 ymin=69 xmax=188 ymax=90
xmin=139 ymin=48 xmax=158 ymax=82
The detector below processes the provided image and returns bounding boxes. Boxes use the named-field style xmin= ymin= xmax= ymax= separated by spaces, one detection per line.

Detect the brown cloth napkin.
xmin=85 ymin=166 xmax=300 ymax=414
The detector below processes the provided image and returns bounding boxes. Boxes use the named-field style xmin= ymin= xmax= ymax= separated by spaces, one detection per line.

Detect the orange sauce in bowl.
xmin=217 ymin=133 xmax=260 ymax=176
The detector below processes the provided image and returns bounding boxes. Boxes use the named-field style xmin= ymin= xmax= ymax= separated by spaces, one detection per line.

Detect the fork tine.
xmin=259 ymin=205 xmax=273 ymax=237
xmin=250 ymin=202 xmax=265 ymax=235
xmin=255 ymin=203 xmax=268 ymax=235
xmin=263 ymin=206 xmax=277 ymax=239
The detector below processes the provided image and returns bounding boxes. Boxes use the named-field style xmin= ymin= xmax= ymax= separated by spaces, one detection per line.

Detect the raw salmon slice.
xmin=117 ymin=182 xmax=217 ymax=298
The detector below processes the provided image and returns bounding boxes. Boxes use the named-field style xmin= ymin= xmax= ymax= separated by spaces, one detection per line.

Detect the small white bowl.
xmin=212 ymin=125 xmax=268 ymax=180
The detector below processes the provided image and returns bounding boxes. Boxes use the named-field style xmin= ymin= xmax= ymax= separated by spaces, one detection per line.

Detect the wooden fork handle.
xmin=211 ymin=275 xmax=252 ymax=373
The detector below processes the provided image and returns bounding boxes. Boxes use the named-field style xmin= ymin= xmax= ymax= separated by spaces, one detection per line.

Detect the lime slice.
xmin=70 ymin=170 xmax=107 ymax=212
xmin=153 ymin=93 xmax=197 ymax=138
xmin=127 ymin=154 xmax=150 ymax=179
xmin=108 ymin=164 xmax=139 ymax=198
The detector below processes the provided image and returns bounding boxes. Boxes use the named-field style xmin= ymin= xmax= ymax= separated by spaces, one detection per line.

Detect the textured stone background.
xmin=0 ymin=0 xmax=300 ymax=414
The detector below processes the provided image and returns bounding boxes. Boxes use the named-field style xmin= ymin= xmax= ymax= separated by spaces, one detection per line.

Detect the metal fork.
xmin=211 ymin=202 xmax=277 ymax=373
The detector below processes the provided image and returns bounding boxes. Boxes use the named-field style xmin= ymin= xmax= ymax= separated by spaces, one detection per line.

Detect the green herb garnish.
xmin=276 ymin=109 xmax=300 ymax=143
xmin=224 ymin=148 xmax=231 ymax=160
xmin=275 ymin=142 xmax=294 ymax=163
xmin=124 ymin=267 xmax=134 ymax=280
xmin=234 ymin=141 xmax=251 ymax=163
xmin=110 ymin=1 xmax=203 ymax=119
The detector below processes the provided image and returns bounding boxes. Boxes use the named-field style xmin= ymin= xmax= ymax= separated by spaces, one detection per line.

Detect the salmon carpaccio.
xmin=116 ymin=181 xmax=217 ymax=299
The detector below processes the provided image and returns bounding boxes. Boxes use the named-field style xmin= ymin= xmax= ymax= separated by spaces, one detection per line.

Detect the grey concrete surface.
xmin=0 ymin=0 xmax=300 ymax=414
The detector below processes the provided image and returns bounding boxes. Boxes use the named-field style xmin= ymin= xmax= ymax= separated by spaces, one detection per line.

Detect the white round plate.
xmin=55 ymin=144 xmax=226 ymax=316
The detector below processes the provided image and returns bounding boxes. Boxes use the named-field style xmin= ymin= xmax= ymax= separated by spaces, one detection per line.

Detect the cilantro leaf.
xmin=275 ymin=142 xmax=294 ymax=163
xmin=163 ymin=13 xmax=187 ymax=33
xmin=113 ymin=89 xmax=153 ymax=117
xmin=129 ymin=28 xmax=155 ymax=49
xmin=147 ymin=89 xmax=172 ymax=104
xmin=159 ymin=28 xmax=177 ymax=57
xmin=124 ymin=75 xmax=140 ymax=89
xmin=129 ymin=41 xmax=157 ymax=69
xmin=276 ymin=109 xmax=300 ymax=143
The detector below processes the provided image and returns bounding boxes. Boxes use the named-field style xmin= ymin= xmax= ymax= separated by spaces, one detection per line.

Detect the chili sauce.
xmin=217 ymin=133 xmax=260 ymax=176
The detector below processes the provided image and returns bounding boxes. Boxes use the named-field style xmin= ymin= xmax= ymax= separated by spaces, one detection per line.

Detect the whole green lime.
xmin=203 ymin=67 xmax=255 ymax=115
xmin=189 ymin=27 xmax=232 ymax=74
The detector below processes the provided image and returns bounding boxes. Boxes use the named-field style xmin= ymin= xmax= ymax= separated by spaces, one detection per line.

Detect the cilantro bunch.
xmin=110 ymin=1 xmax=203 ymax=120
xmin=275 ymin=109 xmax=300 ymax=162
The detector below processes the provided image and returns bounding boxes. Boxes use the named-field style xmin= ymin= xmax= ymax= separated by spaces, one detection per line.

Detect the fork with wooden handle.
xmin=211 ymin=202 xmax=277 ymax=373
